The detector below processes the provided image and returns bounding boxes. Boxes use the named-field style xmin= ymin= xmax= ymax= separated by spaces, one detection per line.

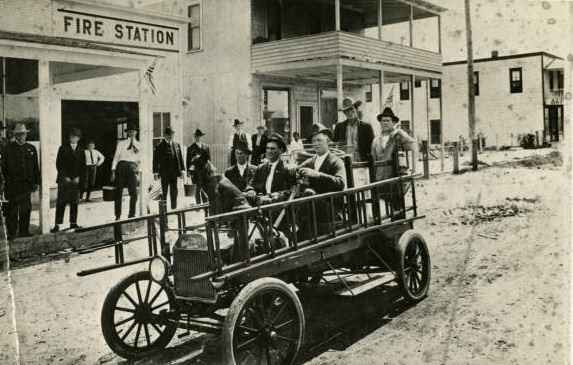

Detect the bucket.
xmin=102 ymin=186 xmax=116 ymax=201
xmin=184 ymin=183 xmax=196 ymax=197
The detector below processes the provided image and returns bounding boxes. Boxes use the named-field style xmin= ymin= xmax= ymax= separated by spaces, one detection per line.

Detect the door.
xmin=545 ymin=106 xmax=562 ymax=142
xmin=320 ymin=98 xmax=338 ymax=132
xmin=430 ymin=119 xmax=442 ymax=145
xmin=297 ymin=102 xmax=318 ymax=142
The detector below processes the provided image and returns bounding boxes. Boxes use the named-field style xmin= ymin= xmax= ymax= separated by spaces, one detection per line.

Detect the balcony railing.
xmin=546 ymin=89 xmax=564 ymax=105
xmin=252 ymin=31 xmax=442 ymax=75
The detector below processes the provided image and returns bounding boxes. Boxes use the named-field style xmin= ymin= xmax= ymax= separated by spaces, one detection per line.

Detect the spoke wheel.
xmin=396 ymin=230 xmax=431 ymax=302
xmin=223 ymin=278 xmax=304 ymax=365
xmin=101 ymin=271 xmax=177 ymax=359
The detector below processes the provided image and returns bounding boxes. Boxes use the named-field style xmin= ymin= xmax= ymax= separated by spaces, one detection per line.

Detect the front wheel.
xmin=101 ymin=271 xmax=177 ymax=359
xmin=222 ymin=278 xmax=305 ymax=365
xmin=396 ymin=230 xmax=431 ymax=302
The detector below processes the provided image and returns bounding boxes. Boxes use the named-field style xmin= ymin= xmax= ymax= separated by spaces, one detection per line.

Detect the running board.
xmin=334 ymin=273 xmax=395 ymax=297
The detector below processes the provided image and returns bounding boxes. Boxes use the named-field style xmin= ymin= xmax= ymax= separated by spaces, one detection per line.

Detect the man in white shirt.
xmin=81 ymin=140 xmax=105 ymax=202
xmin=111 ymin=123 xmax=140 ymax=220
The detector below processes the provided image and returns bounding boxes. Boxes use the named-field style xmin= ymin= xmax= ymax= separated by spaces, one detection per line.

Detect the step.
xmin=334 ymin=273 xmax=395 ymax=297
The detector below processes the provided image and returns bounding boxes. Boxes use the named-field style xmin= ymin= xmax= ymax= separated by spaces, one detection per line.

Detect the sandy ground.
xmin=0 ymin=150 xmax=570 ymax=365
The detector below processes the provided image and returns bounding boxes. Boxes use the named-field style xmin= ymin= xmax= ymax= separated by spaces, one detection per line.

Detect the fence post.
xmin=422 ymin=140 xmax=430 ymax=178
xmin=535 ymin=131 xmax=540 ymax=148
xmin=453 ymin=142 xmax=460 ymax=174
xmin=158 ymin=200 xmax=171 ymax=261
xmin=440 ymin=144 xmax=445 ymax=172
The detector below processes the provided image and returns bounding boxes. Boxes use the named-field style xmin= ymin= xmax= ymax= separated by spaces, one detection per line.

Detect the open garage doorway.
xmin=61 ymin=100 xmax=139 ymax=191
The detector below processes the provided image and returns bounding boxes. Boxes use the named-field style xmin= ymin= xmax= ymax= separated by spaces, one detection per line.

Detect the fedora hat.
xmin=125 ymin=122 xmax=139 ymax=131
xmin=256 ymin=125 xmax=265 ymax=130
xmin=339 ymin=97 xmax=362 ymax=111
xmin=69 ymin=127 xmax=82 ymax=137
xmin=266 ymin=132 xmax=287 ymax=151
xmin=194 ymin=128 xmax=205 ymax=137
xmin=233 ymin=119 xmax=244 ymax=127
xmin=233 ymin=139 xmax=251 ymax=154
xmin=311 ymin=127 xmax=334 ymax=141
xmin=164 ymin=127 xmax=175 ymax=135
xmin=13 ymin=123 xmax=30 ymax=134
xmin=377 ymin=107 xmax=400 ymax=123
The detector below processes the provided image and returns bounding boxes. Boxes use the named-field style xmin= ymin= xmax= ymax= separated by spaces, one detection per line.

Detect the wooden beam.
xmin=409 ymin=5 xmax=414 ymax=47
xmin=378 ymin=0 xmax=383 ymax=40
xmin=337 ymin=62 xmax=343 ymax=116
xmin=38 ymin=59 xmax=52 ymax=234
xmin=438 ymin=14 xmax=442 ymax=54
xmin=379 ymin=69 xmax=385 ymax=112
xmin=335 ymin=0 xmax=341 ymax=31
xmin=410 ymin=74 xmax=417 ymax=172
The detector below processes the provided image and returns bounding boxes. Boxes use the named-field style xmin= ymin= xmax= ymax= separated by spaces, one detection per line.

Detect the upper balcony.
xmin=251 ymin=0 xmax=445 ymax=82
xmin=544 ymin=67 xmax=564 ymax=105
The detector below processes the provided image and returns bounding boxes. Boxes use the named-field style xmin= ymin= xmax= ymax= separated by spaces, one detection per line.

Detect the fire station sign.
xmin=54 ymin=7 xmax=180 ymax=52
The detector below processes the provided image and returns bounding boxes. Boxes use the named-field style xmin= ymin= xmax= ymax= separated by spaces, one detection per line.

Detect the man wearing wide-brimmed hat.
xmin=245 ymin=133 xmax=295 ymax=205
xmin=2 ymin=123 xmax=40 ymax=239
xmin=227 ymin=119 xmax=252 ymax=166
xmin=153 ymin=127 xmax=185 ymax=209
xmin=251 ymin=125 xmax=267 ymax=166
xmin=51 ymin=127 xmax=85 ymax=233
xmin=371 ymin=107 xmax=415 ymax=218
xmin=186 ymin=128 xmax=210 ymax=204
xmin=111 ymin=122 xmax=141 ymax=220
xmin=224 ymin=139 xmax=258 ymax=192
xmin=333 ymin=97 xmax=374 ymax=162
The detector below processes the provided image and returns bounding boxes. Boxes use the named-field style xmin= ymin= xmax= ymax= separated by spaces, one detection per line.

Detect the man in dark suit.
xmin=186 ymin=129 xmax=210 ymax=204
xmin=251 ymin=125 xmax=267 ymax=165
xmin=333 ymin=97 xmax=374 ymax=162
xmin=51 ymin=128 xmax=86 ymax=233
xmin=298 ymin=128 xmax=346 ymax=238
xmin=153 ymin=127 xmax=185 ymax=209
xmin=224 ymin=140 xmax=257 ymax=192
xmin=2 ymin=123 xmax=40 ymax=239
xmin=245 ymin=133 xmax=295 ymax=205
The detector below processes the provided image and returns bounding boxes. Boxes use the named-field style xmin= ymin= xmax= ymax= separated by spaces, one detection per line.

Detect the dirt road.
xmin=2 ymin=152 xmax=570 ymax=364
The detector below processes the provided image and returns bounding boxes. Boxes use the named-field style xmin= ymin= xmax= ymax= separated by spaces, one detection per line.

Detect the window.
xmin=365 ymin=84 xmax=372 ymax=103
xmin=263 ymin=88 xmax=290 ymax=143
xmin=400 ymin=120 xmax=411 ymax=136
xmin=400 ymin=82 xmax=410 ymax=100
xmin=509 ymin=67 xmax=522 ymax=93
xmin=557 ymin=71 xmax=564 ymax=89
xmin=430 ymin=79 xmax=441 ymax=98
xmin=430 ymin=119 xmax=441 ymax=144
xmin=473 ymin=71 xmax=479 ymax=96
xmin=1 ymin=57 xmax=39 ymax=141
xmin=187 ymin=4 xmax=201 ymax=51
xmin=152 ymin=112 xmax=171 ymax=146
xmin=414 ymin=80 xmax=422 ymax=88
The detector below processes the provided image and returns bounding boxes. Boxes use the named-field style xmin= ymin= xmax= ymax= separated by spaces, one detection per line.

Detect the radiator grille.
xmin=173 ymin=235 xmax=217 ymax=302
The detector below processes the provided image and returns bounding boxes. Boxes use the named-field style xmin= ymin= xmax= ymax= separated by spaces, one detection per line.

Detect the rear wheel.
xmin=101 ymin=271 xmax=177 ymax=359
xmin=396 ymin=231 xmax=431 ymax=302
xmin=222 ymin=278 xmax=305 ymax=365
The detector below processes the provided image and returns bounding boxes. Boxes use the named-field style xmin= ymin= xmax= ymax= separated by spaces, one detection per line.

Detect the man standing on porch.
xmin=81 ymin=141 xmax=105 ymax=202
xmin=51 ymin=128 xmax=85 ymax=233
xmin=2 ymin=123 xmax=40 ymax=239
xmin=227 ymin=119 xmax=252 ymax=166
xmin=153 ymin=127 xmax=185 ymax=209
xmin=333 ymin=97 xmax=374 ymax=162
xmin=111 ymin=123 xmax=140 ymax=220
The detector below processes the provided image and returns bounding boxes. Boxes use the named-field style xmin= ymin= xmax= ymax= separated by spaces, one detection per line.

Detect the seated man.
xmin=224 ymin=140 xmax=257 ymax=192
xmin=297 ymin=128 xmax=346 ymax=238
xmin=244 ymin=133 xmax=296 ymax=205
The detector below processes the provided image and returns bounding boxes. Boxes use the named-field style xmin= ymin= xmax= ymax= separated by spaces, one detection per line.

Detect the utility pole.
xmin=464 ymin=0 xmax=478 ymax=170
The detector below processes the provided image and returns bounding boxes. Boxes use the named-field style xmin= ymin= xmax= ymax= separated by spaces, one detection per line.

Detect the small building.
xmin=441 ymin=51 xmax=565 ymax=147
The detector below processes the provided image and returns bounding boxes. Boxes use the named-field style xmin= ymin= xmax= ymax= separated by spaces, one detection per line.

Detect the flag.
xmin=139 ymin=57 xmax=158 ymax=94
xmin=383 ymin=85 xmax=395 ymax=108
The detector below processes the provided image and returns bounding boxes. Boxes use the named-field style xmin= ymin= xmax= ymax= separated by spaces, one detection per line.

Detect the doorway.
xmin=297 ymin=101 xmax=318 ymax=141
xmin=545 ymin=105 xmax=563 ymax=142
xmin=61 ymin=100 xmax=139 ymax=189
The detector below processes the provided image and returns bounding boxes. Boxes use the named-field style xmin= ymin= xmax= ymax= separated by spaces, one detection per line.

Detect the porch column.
xmin=138 ymin=68 xmax=151 ymax=216
xmin=438 ymin=15 xmax=442 ymax=53
xmin=410 ymin=74 xmax=417 ymax=172
xmin=335 ymin=0 xmax=341 ymax=31
xmin=409 ymin=5 xmax=414 ymax=47
xmin=378 ymin=69 xmax=385 ymax=113
xmin=378 ymin=0 xmax=383 ymax=40
xmin=336 ymin=62 xmax=343 ymax=115
xmin=38 ymin=60 xmax=52 ymax=234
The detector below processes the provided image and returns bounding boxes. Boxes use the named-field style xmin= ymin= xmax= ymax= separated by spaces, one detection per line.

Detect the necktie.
xmin=90 ymin=150 xmax=94 ymax=165
xmin=128 ymin=139 xmax=138 ymax=153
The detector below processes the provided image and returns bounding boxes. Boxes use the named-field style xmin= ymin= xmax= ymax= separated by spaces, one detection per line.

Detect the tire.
xmin=101 ymin=271 xmax=177 ymax=360
xmin=222 ymin=278 xmax=305 ymax=365
xmin=396 ymin=230 xmax=431 ymax=303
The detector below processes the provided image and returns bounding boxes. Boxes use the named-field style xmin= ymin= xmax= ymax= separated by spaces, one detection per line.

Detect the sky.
xmin=435 ymin=0 xmax=572 ymax=62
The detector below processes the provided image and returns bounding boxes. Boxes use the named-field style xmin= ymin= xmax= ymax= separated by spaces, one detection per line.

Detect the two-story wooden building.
xmin=441 ymin=51 xmax=565 ymax=147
